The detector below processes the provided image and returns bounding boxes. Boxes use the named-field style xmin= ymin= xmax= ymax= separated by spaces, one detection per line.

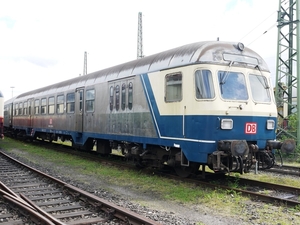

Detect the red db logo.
xmin=245 ymin=123 xmax=257 ymax=134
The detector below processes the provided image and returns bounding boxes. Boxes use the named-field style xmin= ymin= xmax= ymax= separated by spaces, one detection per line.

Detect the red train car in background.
xmin=0 ymin=91 xmax=4 ymax=139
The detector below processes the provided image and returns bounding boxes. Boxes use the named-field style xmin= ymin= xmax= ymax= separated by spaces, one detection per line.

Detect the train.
xmin=0 ymin=91 xmax=3 ymax=139
xmin=3 ymin=41 xmax=295 ymax=177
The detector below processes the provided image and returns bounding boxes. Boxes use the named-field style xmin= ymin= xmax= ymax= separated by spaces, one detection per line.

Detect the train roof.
xmin=15 ymin=41 xmax=269 ymax=100
xmin=4 ymin=96 xmax=17 ymax=105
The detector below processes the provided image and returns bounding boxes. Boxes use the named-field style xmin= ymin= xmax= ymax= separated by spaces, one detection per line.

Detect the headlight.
xmin=221 ymin=119 xmax=233 ymax=129
xmin=266 ymin=120 xmax=275 ymax=130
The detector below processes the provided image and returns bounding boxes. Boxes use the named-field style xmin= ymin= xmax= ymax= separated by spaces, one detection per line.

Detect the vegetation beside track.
xmin=1 ymin=137 xmax=300 ymax=225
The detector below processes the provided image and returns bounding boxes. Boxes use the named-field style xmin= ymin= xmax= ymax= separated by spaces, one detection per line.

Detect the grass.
xmin=243 ymin=172 xmax=300 ymax=188
xmin=1 ymin=137 xmax=300 ymax=224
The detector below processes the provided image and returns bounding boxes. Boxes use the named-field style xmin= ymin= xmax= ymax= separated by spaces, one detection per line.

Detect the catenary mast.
xmin=83 ymin=51 xmax=87 ymax=75
xmin=275 ymin=0 xmax=300 ymax=143
xmin=137 ymin=12 xmax=144 ymax=59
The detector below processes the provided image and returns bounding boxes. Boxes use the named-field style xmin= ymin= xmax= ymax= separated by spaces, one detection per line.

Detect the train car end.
xmin=0 ymin=91 xmax=4 ymax=139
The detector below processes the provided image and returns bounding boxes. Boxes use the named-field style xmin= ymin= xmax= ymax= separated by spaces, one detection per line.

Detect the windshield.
xmin=249 ymin=74 xmax=271 ymax=102
xmin=195 ymin=70 xmax=215 ymax=99
xmin=218 ymin=71 xmax=248 ymax=100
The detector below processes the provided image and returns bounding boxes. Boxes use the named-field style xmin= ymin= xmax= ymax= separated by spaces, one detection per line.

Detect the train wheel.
xmin=275 ymin=149 xmax=283 ymax=167
xmin=244 ymin=158 xmax=253 ymax=173
xmin=259 ymin=151 xmax=275 ymax=169
xmin=134 ymin=159 xmax=146 ymax=168
xmin=174 ymin=163 xmax=200 ymax=178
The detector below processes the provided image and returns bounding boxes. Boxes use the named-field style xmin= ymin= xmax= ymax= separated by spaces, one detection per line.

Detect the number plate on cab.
xmin=245 ymin=122 xmax=257 ymax=134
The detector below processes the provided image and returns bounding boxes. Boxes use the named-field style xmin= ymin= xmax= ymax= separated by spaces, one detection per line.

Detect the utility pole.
xmin=10 ymin=86 xmax=14 ymax=98
xmin=137 ymin=12 xmax=144 ymax=59
xmin=83 ymin=51 xmax=87 ymax=75
xmin=275 ymin=0 xmax=300 ymax=143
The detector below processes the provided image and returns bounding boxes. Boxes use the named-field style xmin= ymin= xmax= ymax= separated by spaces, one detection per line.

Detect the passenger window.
xmin=110 ymin=86 xmax=114 ymax=111
xmin=48 ymin=97 xmax=55 ymax=114
xmin=4 ymin=106 xmax=7 ymax=116
xmin=86 ymin=89 xmax=95 ymax=112
xmin=23 ymin=101 xmax=28 ymax=115
xmin=67 ymin=93 xmax=75 ymax=113
xmin=41 ymin=98 xmax=47 ymax=114
xmin=34 ymin=99 xmax=39 ymax=114
xmin=15 ymin=103 xmax=18 ymax=116
xmin=57 ymin=95 xmax=65 ymax=114
xmin=195 ymin=70 xmax=215 ymax=99
xmin=128 ymin=82 xmax=133 ymax=110
xmin=121 ymin=83 xmax=126 ymax=110
xmin=115 ymin=85 xmax=120 ymax=111
xmin=79 ymin=90 xmax=83 ymax=112
xmin=28 ymin=100 xmax=32 ymax=115
xmin=18 ymin=102 xmax=23 ymax=115
xmin=165 ymin=73 xmax=182 ymax=102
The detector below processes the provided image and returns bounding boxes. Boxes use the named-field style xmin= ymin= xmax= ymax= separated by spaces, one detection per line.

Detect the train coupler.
xmin=210 ymin=151 xmax=230 ymax=172
xmin=267 ymin=139 xmax=296 ymax=153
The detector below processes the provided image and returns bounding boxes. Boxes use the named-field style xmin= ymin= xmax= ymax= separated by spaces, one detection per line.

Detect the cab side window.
xmin=195 ymin=70 xmax=215 ymax=99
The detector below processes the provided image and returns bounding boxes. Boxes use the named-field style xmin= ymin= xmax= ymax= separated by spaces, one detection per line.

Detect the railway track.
xmin=152 ymin=170 xmax=300 ymax=207
xmin=2 ymin=138 xmax=300 ymax=215
xmin=0 ymin=150 xmax=161 ymax=225
xmin=222 ymin=176 xmax=300 ymax=207
xmin=267 ymin=164 xmax=300 ymax=176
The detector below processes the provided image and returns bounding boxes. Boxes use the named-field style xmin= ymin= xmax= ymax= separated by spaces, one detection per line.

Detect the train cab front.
xmin=207 ymin=139 xmax=296 ymax=174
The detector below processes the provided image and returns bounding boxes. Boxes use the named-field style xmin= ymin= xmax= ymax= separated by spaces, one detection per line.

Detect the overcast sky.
xmin=0 ymin=0 xmax=278 ymax=101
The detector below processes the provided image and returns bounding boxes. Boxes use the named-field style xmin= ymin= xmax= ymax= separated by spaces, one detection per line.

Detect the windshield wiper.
xmin=255 ymin=65 xmax=269 ymax=89
xmin=220 ymin=61 xmax=233 ymax=85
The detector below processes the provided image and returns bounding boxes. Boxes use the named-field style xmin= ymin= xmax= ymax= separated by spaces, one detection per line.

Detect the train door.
xmin=126 ymin=79 xmax=134 ymax=134
xmin=108 ymin=81 xmax=120 ymax=133
xmin=28 ymin=98 xmax=34 ymax=128
xmin=75 ymin=88 xmax=84 ymax=133
xmin=108 ymin=79 xmax=134 ymax=134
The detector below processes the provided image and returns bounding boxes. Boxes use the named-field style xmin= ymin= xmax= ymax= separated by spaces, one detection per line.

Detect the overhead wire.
xmin=243 ymin=0 xmax=293 ymax=46
xmin=239 ymin=10 xmax=277 ymax=46
xmin=247 ymin=23 xmax=277 ymax=46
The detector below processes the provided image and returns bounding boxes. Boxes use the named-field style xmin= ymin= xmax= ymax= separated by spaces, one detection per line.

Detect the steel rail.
xmin=20 ymin=193 xmax=66 ymax=225
xmin=151 ymin=170 xmax=300 ymax=207
xmin=0 ymin=150 xmax=162 ymax=225
xmin=2 ymin=194 xmax=55 ymax=225
xmin=198 ymin=176 xmax=300 ymax=207
xmin=269 ymin=164 xmax=300 ymax=176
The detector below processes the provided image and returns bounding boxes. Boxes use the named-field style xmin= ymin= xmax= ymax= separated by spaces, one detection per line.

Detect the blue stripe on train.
xmin=140 ymin=73 xmax=276 ymax=140
xmin=140 ymin=73 xmax=277 ymax=161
